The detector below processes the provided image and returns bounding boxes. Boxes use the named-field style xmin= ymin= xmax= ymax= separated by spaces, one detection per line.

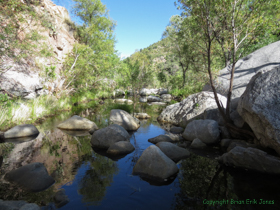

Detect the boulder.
xmin=133 ymin=113 xmax=151 ymax=119
xmin=148 ymin=135 xmax=173 ymax=144
xmin=0 ymin=200 xmax=40 ymax=210
xmin=109 ymin=109 xmax=140 ymax=131
xmin=204 ymin=106 xmax=225 ymax=126
xmin=91 ymin=124 xmax=130 ymax=149
xmin=182 ymin=120 xmax=220 ymax=144
xmin=107 ymin=141 xmax=135 ymax=155
xmin=230 ymin=110 xmax=245 ymax=128
xmin=209 ymin=41 xmax=280 ymax=100
xmin=149 ymin=102 xmax=166 ymax=106
xmin=170 ymin=126 xmax=184 ymax=134
xmin=4 ymin=124 xmax=39 ymax=139
xmin=57 ymin=115 xmax=98 ymax=130
xmin=190 ymin=138 xmax=207 ymax=149
xmin=114 ymin=99 xmax=133 ymax=104
xmin=158 ymin=91 xmax=227 ymax=128
xmin=133 ymin=145 xmax=179 ymax=180
xmin=237 ymin=67 xmax=280 ymax=154
xmin=165 ymin=133 xmax=184 ymax=141
xmin=147 ymin=95 xmax=162 ymax=102
xmin=218 ymin=146 xmax=280 ymax=174
xmin=160 ymin=94 xmax=172 ymax=99
xmin=139 ymin=97 xmax=147 ymax=103
xmin=227 ymin=140 xmax=258 ymax=152
xmin=156 ymin=142 xmax=190 ymax=162
xmin=158 ymin=88 xmax=168 ymax=95
xmin=140 ymin=88 xmax=159 ymax=96
xmin=4 ymin=162 xmax=55 ymax=192
xmin=113 ymin=89 xmax=125 ymax=97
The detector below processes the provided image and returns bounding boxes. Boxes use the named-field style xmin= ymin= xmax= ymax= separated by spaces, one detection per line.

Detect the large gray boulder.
xmin=107 ymin=141 xmax=135 ymax=155
xmin=91 ymin=124 xmax=130 ymax=149
xmin=190 ymin=138 xmax=207 ymax=149
xmin=4 ymin=124 xmax=39 ymax=139
xmin=57 ymin=115 xmax=98 ymax=130
xmin=205 ymin=41 xmax=280 ymax=102
xmin=109 ymin=109 xmax=140 ymax=131
xmin=218 ymin=146 xmax=280 ymax=174
xmin=156 ymin=142 xmax=190 ymax=162
xmin=237 ymin=67 xmax=280 ymax=155
xmin=147 ymin=95 xmax=162 ymax=102
xmin=170 ymin=126 xmax=184 ymax=134
xmin=158 ymin=88 xmax=168 ymax=95
xmin=133 ymin=145 xmax=179 ymax=180
xmin=4 ymin=162 xmax=55 ymax=192
xmin=182 ymin=120 xmax=220 ymax=144
xmin=158 ymin=91 xmax=227 ymax=128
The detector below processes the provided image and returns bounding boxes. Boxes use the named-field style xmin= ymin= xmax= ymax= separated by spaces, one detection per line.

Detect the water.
xmin=1 ymin=101 xmax=280 ymax=209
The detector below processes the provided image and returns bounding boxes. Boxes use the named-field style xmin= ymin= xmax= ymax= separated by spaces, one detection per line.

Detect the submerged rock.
xmin=54 ymin=189 xmax=70 ymax=208
xmin=91 ymin=124 xmax=130 ymax=149
xmin=4 ymin=124 xmax=39 ymax=139
xmin=218 ymin=146 xmax=280 ymax=174
xmin=182 ymin=120 xmax=220 ymax=144
xmin=109 ymin=109 xmax=140 ymax=131
xmin=156 ymin=142 xmax=190 ymax=162
xmin=133 ymin=145 xmax=179 ymax=181
xmin=57 ymin=115 xmax=98 ymax=130
xmin=0 ymin=200 xmax=40 ymax=210
xmin=4 ymin=162 xmax=55 ymax=192
xmin=107 ymin=141 xmax=135 ymax=155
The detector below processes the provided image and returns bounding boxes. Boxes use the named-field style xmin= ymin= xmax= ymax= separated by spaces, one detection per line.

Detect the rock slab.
xmin=4 ymin=124 xmax=39 ymax=139
xmin=182 ymin=119 xmax=220 ymax=144
xmin=110 ymin=109 xmax=140 ymax=131
xmin=158 ymin=91 xmax=227 ymax=128
xmin=156 ymin=142 xmax=190 ymax=162
xmin=91 ymin=124 xmax=130 ymax=149
xmin=57 ymin=115 xmax=98 ymax=130
xmin=4 ymin=162 xmax=55 ymax=192
xmin=133 ymin=145 xmax=179 ymax=180
xmin=218 ymin=146 xmax=280 ymax=174
xmin=237 ymin=67 xmax=280 ymax=154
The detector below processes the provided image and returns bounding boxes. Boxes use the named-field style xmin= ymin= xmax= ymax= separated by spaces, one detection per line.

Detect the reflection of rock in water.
xmin=159 ymin=123 xmax=173 ymax=131
xmin=78 ymin=153 xmax=118 ymax=205
xmin=0 ymin=128 xmax=93 ymax=202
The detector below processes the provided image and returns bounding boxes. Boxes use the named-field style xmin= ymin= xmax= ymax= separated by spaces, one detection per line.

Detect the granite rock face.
xmin=237 ymin=67 xmax=280 ymax=155
xmin=158 ymin=91 xmax=227 ymax=128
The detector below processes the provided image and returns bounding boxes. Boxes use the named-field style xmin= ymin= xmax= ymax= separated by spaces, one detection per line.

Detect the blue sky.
xmin=51 ymin=0 xmax=180 ymax=58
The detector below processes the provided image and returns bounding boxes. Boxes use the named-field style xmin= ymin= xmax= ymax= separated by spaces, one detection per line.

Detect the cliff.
xmin=0 ymin=0 xmax=76 ymax=99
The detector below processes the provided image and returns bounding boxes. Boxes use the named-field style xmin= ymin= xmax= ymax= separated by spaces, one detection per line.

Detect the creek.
xmin=0 ymin=99 xmax=280 ymax=209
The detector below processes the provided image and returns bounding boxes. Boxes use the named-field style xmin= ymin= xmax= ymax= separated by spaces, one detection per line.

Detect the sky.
xmin=51 ymin=0 xmax=181 ymax=59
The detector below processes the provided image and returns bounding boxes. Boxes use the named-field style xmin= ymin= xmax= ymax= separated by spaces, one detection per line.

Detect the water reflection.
xmin=3 ymin=133 xmax=39 ymax=144
xmin=78 ymin=154 xmax=118 ymax=205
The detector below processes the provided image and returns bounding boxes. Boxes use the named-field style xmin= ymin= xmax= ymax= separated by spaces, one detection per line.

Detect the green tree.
xmin=177 ymin=0 xmax=280 ymax=138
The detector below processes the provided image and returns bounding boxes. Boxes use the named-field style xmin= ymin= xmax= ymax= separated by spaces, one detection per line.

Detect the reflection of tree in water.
xmin=126 ymin=134 xmax=141 ymax=168
xmin=78 ymin=153 xmax=118 ymax=205
xmin=173 ymin=154 xmax=238 ymax=210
